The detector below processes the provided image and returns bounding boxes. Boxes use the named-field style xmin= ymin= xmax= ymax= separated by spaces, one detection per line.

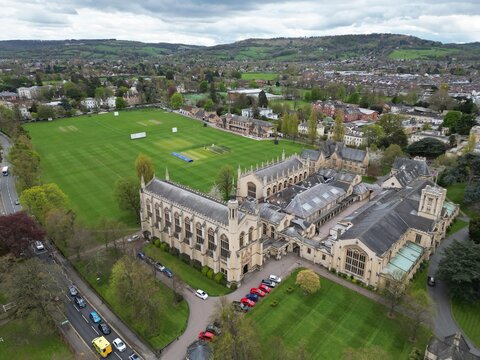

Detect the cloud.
xmin=1 ymin=0 xmax=479 ymax=44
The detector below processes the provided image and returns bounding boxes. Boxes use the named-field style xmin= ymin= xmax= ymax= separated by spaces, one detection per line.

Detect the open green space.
xmin=248 ymin=270 xmax=431 ymax=359
xmin=446 ymin=218 xmax=468 ymax=236
xmin=452 ymin=300 xmax=480 ymax=348
xmin=446 ymin=183 xmax=479 ymax=218
xmin=361 ymin=175 xmax=377 ymax=184
xmin=241 ymin=72 xmax=279 ymax=81
xmin=25 ymin=109 xmax=306 ymax=226
xmin=74 ymin=248 xmax=188 ymax=350
xmin=0 ymin=316 xmax=74 ymax=360
xmin=144 ymin=243 xmax=232 ymax=296
xmin=407 ymin=264 xmax=428 ymax=303
xmin=388 ymin=47 xmax=459 ymax=60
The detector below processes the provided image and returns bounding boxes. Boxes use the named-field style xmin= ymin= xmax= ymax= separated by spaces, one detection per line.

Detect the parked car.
xmin=195 ymin=289 xmax=209 ymax=300
xmin=98 ymin=322 xmax=111 ymax=335
xmin=137 ymin=251 xmax=146 ymax=260
xmin=74 ymin=296 xmax=86 ymax=308
xmin=112 ymin=338 xmax=127 ymax=352
xmin=427 ymin=276 xmax=436 ymax=287
xmin=14 ymin=199 xmax=20 ymax=205
xmin=198 ymin=331 xmax=215 ymax=341
xmin=245 ymin=293 xmax=259 ymax=302
xmin=206 ymin=324 xmax=221 ymax=336
xmin=68 ymin=285 xmax=78 ymax=296
xmin=250 ymin=288 xmax=266 ymax=297
xmin=127 ymin=234 xmax=140 ymax=242
xmin=129 ymin=353 xmax=140 ymax=360
xmin=34 ymin=241 xmax=45 ymax=251
xmin=269 ymin=275 xmax=282 ymax=283
xmin=261 ymin=279 xmax=276 ymax=288
xmin=154 ymin=262 xmax=165 ymax=271
xmin=163 ymin=268 xmax=173 ymax=278
xmin=258 ymin=284 xmax=271 ymax=293
xmin=240 ymin=297 xmax=255 ymax=307
xmin=89 ymin=311 xmax=102 ymax=324
xmin=240 ymin=303 xmax=250 ymax=312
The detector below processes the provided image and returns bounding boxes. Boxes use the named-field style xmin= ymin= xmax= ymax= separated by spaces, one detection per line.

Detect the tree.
xmin=44 ymin=208 xmax=76 ymax=249
xmin=290 ymin=113 xmax=299 ymax=141
xmin=135 ymin=153 xmax=155 ymax=183
xmin=437 ymin=240 xmax=480 ymax=302
xmin=456 ymin=114 xmax=476 ymax=135
xmin=97 ymin=218 xmax=127 ymax=250
xmin=258 ymin=90 xmax=268 ymax=108
xmin=208 ymin=184 xmax=223 ymax=201
xmin=113 ymin=177 xmax=140 ymax=219
xmin=442 ymin=111 xmax=462 ymax=133
xmin=363 ymin=124 xmax=384 ymax=147
xmin=406 ymin=138 xmax=446 ymax=159
xmin=464 ymin=134 xmax=476 ymax=154
xmin=383 ymin=270 xmax=405 ymax=317
xmin=8 ymin=136 xmax=41 ymax=192
xmin=307 ymin=110 xmax=318 ymax=144
xmin=0 ymin=212 xmax=45 ymax=257
xmin=408 ymin=347 xmax=423 ymax=360
xmin=281 ymin=112 xmax=291 ymax=137
xmin=170 ymin=92 xmax=183 ymax=110
xmin=332 ymin=110 xmax=346 ymax=142
xmin=429 ymin=87 xmax=455 ymax=111
xmin=381 ymin=144 xmax=404 ymax=170
xmin=212 ymin=297 xmax=261 ymax=360
xmin=296 ymin=269 xmax=320 ymax=295
xmin=469 ymin=217 xmax=480 ymax=244
xmin=209 ymin=82 xmax=217 ymax=103
xmin=216 ymin=165 xmax=235 ymax=201
xmin=199 ymin=80 xmax=208 ymax=93
xmin=115 ymin=97 xmax=126 ymax=110
xmin=204 ymin=99 xmax=215 ymax=111
xmin=403 ymin=291 xmax=433 ymax=342
xmin=377 ymin=114 xmax=404 ymax=137
xmin=37 ymin=105 xmax=56 ymax=120
xmin=20 ymin=183 xmax=68 ymax=224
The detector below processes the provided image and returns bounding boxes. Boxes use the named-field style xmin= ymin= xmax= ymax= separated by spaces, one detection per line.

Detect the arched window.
xmin=284 ymin=180 xmax=288 ymax=188
xmin=146 ymin=199 xmax=152 ymax=219
xmin=220 ymin=235 xmax=229 ymax=260
xmin=270 ymin=225 xmax=275 ymax=238
xmin=299 ymin=174 xmax=303 ymax=181
xmin=239 ymin=232 xmax=245 ymax=248
xmin=247 ymin=182 xmax=256 ymax=198
xmin=174 ymin=212 xmax=181 ymax=238
xmin=344 ymin=248 xmax=367 ymax=277
xmin=289 ymin=178 xmax=293 ymax=184
xmin=273 ymin=185 xmax=277 ymax=193
xmin=164 ymin=208 xmax=171 ymax=228
xmin=262 ymin=223 xmax=268 ymax=235
xmin=294 ymin=176 xmax=298 ymax=183
xmin=304 ymin=171 xmax=308 ymax=178
xmin=208 ymin=228 xmax=216 ymax=251
xmin=196 ymin=222 xmax=204 ymax=244
xmin=248 ymin=227 xmax=254 ymax=242
xmin=267 ymin=188 xmax=271 ymax=197
xmin=278 ymin=183 xmax=283 ymax=191
xmin=185 ymin=217 xmax=192 ymax=239
xmin=154 ymin=203 xmax=161 ymax=229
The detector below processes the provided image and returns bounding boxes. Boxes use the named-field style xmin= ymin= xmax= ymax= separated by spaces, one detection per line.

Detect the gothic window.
xmin=164 ymin=208 xmax=171 ymax=229
xmin=262 ymin=223 xmax=267 ymax=235
xmin=247 ymin=182 xmax=256 ymax=198
xmin=304 ymin=171 xmax=308 ymax=178
xmin=196 ymin=222 xmax=204 ymax=244
xmin=146 ymin=200 xmax=152 ymax=219
xmin=174 ymin=212 xmax=181 ymax=238
xmin=239 ymin=232 xmax=245 ymax=248
xmin=278 ymin=183 xmax=282 ymax=191
xmin=344 ymin=248 xmax=366 ymax=277
xmin=299 ymin=174 xmax=303 ymax=181
xmin=273 ymin=185 xmax=277 ymax=193
xmin=284 ymin=180 xmax=288 ymax=188
xmin=248 ymin=227 xmax=254 ymax=242
xmin=154 ymin=204 xmax=161 ymax=229
xmin=208 ymin=228 xmax=216 ymax=251
xmin=415 ymin=233 xmax=422 ymax=244
xmin=294 ymin=176 xmax=298 ymax=183
xmin=220 ymin=235 xmax=229 ymax=260
xmin=185 ymin=217 xmax=192 ymax=240
xmin=270 ymin=225 xmax=275 ymax=238
xmin=267 ymin=188 xmax=271 ymax=197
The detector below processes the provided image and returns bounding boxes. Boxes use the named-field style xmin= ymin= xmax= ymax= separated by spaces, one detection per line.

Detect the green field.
xmin=144 ymin=244 xmax=232 ymax=296
xmin=452 ymin=300 xmax=480 ymax=348
xmin=248 ymin=270 xmax=431 ymax=359
xmin=388 ymin=47 xmax=459 ymax=60
xmin=241 ymin=72 xmax=279 ymax=81
xmin=25 ymin=109 xmax=305 ymax=226
xmin=0 ymin=316 xmax=74 ymax=360
xmin=74 ymin=248 xmax=188 ymax=350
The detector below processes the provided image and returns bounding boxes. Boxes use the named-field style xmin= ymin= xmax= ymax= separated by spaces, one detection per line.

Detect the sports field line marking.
xmin=93 ymin=119 xmax=124 ymax=135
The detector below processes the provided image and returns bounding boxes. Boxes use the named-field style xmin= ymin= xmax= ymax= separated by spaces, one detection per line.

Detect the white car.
xmin=112 ymin=337 xmax=127 ymax=352
xmin=127 ymin=234 xmax=140 ymax=243
xmin=269 ymin=275 xmax=282 ymax=283
xmin=34 ymin=241 xmax=45 ymax=251
xmin=195 ymin=289 xmax=208 ymax=300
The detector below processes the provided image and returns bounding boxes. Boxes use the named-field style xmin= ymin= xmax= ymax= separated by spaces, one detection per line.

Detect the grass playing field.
xmin=248 ymin=270 xmax=431 ymax=359
xmin=241 ymin=72 xmax=279 ymax=81
xmin=25 ymin=109 xmax=306 ymax=226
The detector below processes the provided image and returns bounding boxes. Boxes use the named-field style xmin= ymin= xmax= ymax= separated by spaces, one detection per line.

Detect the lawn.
xmin=144 ymin=243 xmax=232 ymax=296
xmin=446 ymin=183 xmax=479 ymax=218
xmin=248 ymin=270 xmax=431 ymax=359
xmin=25 ymin=109 xmax=306 ymax=226
xmin=452 ymin=300 xmax=480 ymax=348
xmin=0 ymin=316 xmax=74 ymax=360
xmin=446 ymin=218 xmax=468 ymax=236
xmin=362 ymin=175 xmax=377 ymax=184
xmin=407 ymin=264 xmax=428 ymax=303
xmin=241 ymin=72 xmax=279 ymax=81
xmin=74 ymin=248 xmax=189 ymax=350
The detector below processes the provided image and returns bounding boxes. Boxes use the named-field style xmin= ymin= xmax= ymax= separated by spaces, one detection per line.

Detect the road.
xmin=428 ymin=222 xmax=480 ymax=356
xmin=0 ymin=132 xmax=21 ymax=215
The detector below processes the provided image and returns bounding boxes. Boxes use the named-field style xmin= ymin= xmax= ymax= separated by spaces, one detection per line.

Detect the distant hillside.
xmin=186 ymin=34 xmax=480 ymax=61
xmin=0 ymin=39 xmax=201 ymax=60
xmin=0 ymin=34 xmax=479 ymax=61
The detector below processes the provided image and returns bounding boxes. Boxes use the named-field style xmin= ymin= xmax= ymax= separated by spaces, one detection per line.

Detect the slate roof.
xmin=318 ymin=141 xmax=367 ymax=162
xmin=318 ymin=168 xmax=357 ymax=182
xmin=300 ymin=149 xmax=321 ymax=161
xmin=145 ymin=179 xmax=244 ymax=225
xmin=255 ymin=157 xmax=305 ymax=183
xmin=186 ymin=340 xmax=213 ymax=360
xmin=340 ymin=179 xmax=435 ymax=256
xmin=284 ymin=183 xmax=345 ymax=219
xmin=427 ymin=334 xmax=479 ymax=360
xmin=392 ymin=157 xmax=431 ymax=177
xmin=258 ymin=203 xmax=286 ymax=225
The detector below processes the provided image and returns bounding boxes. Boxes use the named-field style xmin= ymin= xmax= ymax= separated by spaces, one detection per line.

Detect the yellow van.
xmin=92 ymin=336 xmax=112 ymax=358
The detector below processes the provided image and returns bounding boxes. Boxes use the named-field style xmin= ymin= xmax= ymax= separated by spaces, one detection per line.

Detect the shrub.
xmin=214 ymin=272 xmax=224 ymax=284
xmin=229 ymin=283 xmax=237 ymax=291
xmin=207 ymin=269 xmax=214 ymax=279
xmin=286 ymin=286 xmax=295 ymax=293
xmin=270 ymin=300 xmax=279 ymax=307
xmin=170 ymin=247 xmax=180 ymax=257
xmin=202 ymin=266 xmax=210 ymax=276
xmin=367 ymin=285 xmax=376 ymax=291
xmin=351 ymin=278 xmax=357 ymax=284
xmin=192 ymin=260 xmax=202 ymax=271
xmin=180 ymin=253 xmax=191 ymax=264
xmin=154 ymin=238 xmax=161 ymax=248
xmin=160 ymin=242 xmax=170 ymax=252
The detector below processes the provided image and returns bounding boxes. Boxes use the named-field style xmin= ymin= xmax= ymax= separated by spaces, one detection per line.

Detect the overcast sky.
xmin=1 ymin=0 xmax=480 ymax=46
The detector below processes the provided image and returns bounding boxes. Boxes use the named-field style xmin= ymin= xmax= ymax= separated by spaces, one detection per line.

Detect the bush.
xmin=202 ymin=266 xmax=210 ymax=276
xmin=270 ymin=300 xmax=279 ymax=307
xmin=214 ymin=272 xmax=224 ymax=284
xmin=160 ymin=242 xmax=170 ymax=252
xmin=286 ymin=286 xmax=295 ymax=293
xmin=192 ymin=260 xmax=202 ymax=271
xmin=180 ymin=253 xmax=191 ymax=264
xmin=154 ymin=238 xmax=161 ymax=248
xmin=367 ymin=285 xmax=376 ymax=291
xmin=207 ymin=269 xmax=214 ymax=279
xmin=170 ymin=247 xmax=180 ymax=257
xmin=229 ymin=283 xmax=237 ymax=291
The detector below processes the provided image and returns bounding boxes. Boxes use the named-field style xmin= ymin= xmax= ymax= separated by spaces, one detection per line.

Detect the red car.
xmin=240 ymin=297 xmax=255 ymax=307
xmin=250 ymin=288 xmax=266 ymax=297
xmin=258 ymin=284 xmax=271 ymax=293
xmin=198 ymin=331 xmax=215 ymax=341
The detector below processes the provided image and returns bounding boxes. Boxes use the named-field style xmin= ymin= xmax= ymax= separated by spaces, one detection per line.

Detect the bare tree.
xmin=404 ymin=291 xmax=433 ymax=342
xmin=383 ymin=270 xmax=406 ymax=317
